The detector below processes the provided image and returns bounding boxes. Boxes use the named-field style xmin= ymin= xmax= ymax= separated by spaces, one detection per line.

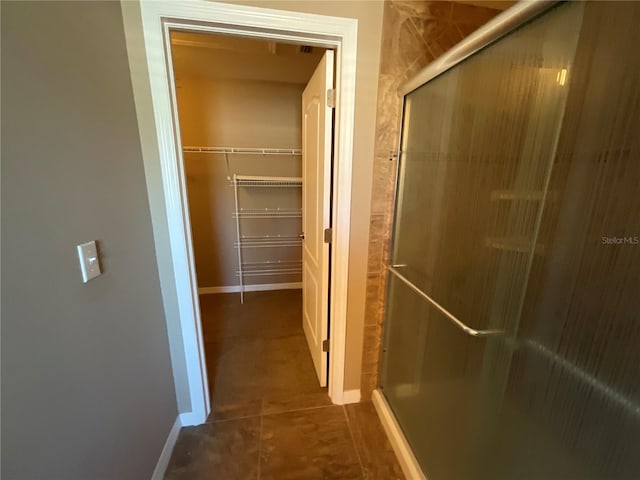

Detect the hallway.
xmin=164 ymin=290 xmax=404 ymax=479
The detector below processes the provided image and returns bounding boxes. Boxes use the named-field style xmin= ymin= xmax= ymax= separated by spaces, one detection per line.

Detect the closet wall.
xmin=171 ymin=35 xmax=322 ymax=289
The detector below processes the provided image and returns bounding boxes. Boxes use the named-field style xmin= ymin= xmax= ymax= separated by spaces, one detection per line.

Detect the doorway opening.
xmin=168 ymin=31 xmax=334 ymax=418
xmin=123 ymin=0 xmax=358 ymax=425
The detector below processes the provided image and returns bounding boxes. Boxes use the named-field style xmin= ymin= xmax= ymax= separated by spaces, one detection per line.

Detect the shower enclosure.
xmin=379 ymin=2 xmax=640 ymax=479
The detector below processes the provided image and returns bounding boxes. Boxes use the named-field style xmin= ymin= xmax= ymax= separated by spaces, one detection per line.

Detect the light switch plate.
xmin=77 ymin=241 xmax=101 ymax=283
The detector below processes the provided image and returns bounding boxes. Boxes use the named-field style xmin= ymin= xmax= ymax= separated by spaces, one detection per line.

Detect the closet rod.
xmin=183 ymin=146 xmax=302 ymax=156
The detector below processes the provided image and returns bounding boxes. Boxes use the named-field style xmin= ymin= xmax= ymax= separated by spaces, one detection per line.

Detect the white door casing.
xmin=122 ymin=1 xmax=358 ymax=425
xmin=302 ymin=51 xmax=334 ymax=387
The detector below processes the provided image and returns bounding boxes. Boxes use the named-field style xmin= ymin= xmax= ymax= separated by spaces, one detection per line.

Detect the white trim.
xmin=341 ymin=389 xmax=361 ymax=404
xmin=198 ymin=282 xmax=302 ymax=294
xmin=178 ymin=411 xmax=201 ymax=428
xmin=150 ymin=415 xmax=182 ymax=480
xmin=372 ymin=389 xmax=426 ymax=480
xmin=122 ymin=0 xmax=357 ymax=423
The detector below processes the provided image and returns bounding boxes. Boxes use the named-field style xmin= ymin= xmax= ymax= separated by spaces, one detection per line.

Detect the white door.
xmin=302 ymin=50 xmax=334 ymax=387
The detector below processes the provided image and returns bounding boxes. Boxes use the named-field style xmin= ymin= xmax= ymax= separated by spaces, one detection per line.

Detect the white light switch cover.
xmin=77 ymin=241 xmax=101 ymax=283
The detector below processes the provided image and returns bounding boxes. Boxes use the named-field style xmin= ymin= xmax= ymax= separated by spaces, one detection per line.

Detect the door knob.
xmin=298 ymin=233 xmax=305 ymax=239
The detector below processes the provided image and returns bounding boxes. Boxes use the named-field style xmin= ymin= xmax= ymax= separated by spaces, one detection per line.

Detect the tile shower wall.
xmin=362 ymin=1 xmax=501 ymax=399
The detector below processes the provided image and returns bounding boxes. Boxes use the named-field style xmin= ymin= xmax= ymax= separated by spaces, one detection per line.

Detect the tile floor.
xmin=164 ymin=290 xmax=404 ymax=479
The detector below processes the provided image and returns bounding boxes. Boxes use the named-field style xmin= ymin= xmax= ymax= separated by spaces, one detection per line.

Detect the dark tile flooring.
xmin=165 ymin=290 xmax=404 ymax=480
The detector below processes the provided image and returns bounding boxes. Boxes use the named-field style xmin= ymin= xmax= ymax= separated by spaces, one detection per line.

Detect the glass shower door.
xmin=380 ymin=2 xmax=640 ymax=479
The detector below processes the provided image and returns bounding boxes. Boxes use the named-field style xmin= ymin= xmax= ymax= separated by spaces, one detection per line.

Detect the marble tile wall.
xmin=361 ymin=0 xmax=501 ymax=399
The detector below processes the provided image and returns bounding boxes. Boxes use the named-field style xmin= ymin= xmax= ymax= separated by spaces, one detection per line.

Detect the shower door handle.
xmin=388 ymin=266 xmax=503 ymax=337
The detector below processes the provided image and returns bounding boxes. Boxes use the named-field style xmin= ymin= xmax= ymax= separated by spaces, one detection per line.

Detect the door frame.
xmin=122 ymin=0 xmax=357 ymax=426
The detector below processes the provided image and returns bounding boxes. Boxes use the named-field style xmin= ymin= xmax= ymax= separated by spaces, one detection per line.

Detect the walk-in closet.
xmin=169 ymin=31 xmax=331 ymax=420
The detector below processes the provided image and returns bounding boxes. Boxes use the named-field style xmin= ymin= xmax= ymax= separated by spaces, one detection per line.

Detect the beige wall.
xmin=221 ymin=0 xmax=385 ymax=391
xmin=175 ymin=77 xmax=305 ymax=287
xmin=1 ymin=1 xmax=178 ymax=477
xmin=176 ymin=79 xmax=303 ymax=147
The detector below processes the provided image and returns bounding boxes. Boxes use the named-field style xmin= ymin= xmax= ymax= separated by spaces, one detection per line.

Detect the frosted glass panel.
xmin=391 ymin=2 xmax=583 ymax=332
xmin=382 ymin=274 xmax=499 ymax=480
xmin=381 ymin=2 xmax=640 ymax=480
xmin=504 ymin=2 xmax=640 ymax=478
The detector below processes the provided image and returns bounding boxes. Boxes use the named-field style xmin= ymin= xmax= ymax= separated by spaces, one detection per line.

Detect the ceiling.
xmin=170 ymin=31 xmax=325 ymax=84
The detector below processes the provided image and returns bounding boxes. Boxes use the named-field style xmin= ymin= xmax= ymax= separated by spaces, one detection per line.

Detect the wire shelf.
xmin=236 ymin=260 xmax=302 ymax=276
xmin=232 ymin=208 xmax=302 ymax=219
xmin=232 ymin=175 xmax=302 ymax=187
xmin=485 ymin=236 xmax=545 ymax=254
xmin=237 ymin=269 xmax=302 ymax=276
xmin=183 ymin=146 xmax=302 ymax=156
xmin=490 ymin=190 xmax=545 ymax=201
xmin=230 ymin=170 xmax=302 ymax=302
xmin=241 ymin=260 xmax=302 ymax=266
xmin=235 ymin=235 xmax=302 ymax=248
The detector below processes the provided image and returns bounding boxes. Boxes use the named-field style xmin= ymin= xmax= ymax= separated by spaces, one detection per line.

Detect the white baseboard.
xmin=331 ymin=388 xmax=361 ymax=405
xmin=150 ymin=415 xmax=182 ymax=480
xmin=178 ymin=410 xmax=205 ymax=427
xmin=198 ymin=282 xmax=302 ymax=295
xmin=341 ymin=389 xmax=361 ymax=404
xmin=372 ymin=389 xmax=426 ymax=480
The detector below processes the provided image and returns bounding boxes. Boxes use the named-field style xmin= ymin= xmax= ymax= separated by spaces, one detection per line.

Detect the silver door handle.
xmin=388 ymin=266 xmax=503 ymax=337
xmin=298 ymin=233 xmax=305 ymax=239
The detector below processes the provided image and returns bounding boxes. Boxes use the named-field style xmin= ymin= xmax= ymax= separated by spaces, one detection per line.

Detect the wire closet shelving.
xmin=230 ymin=168 xmax=303 ymax=303
xmin=182 ymin=145 xmax=303 ymax=302
xmin=183 ymin=146 xmax=302 ymax=156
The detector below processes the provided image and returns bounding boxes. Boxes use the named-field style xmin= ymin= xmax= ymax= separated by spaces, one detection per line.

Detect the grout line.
xmin=343 ymin=405 xmax=367 ymax=479
xmin=208 ymin=395 xmax=334 ymax=424
xmin=261 ymin=402 xmax=337 ymax=418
